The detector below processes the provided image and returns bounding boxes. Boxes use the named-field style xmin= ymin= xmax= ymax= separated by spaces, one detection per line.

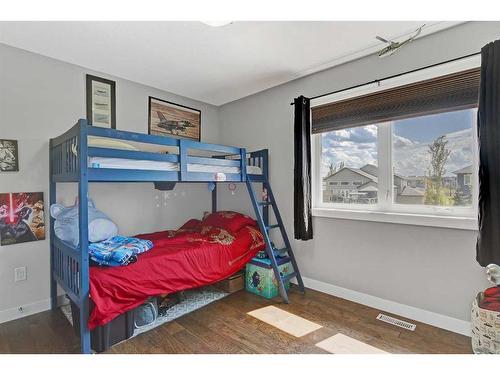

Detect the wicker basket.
xmin=471 ymin=292 xmax=500 ymax=354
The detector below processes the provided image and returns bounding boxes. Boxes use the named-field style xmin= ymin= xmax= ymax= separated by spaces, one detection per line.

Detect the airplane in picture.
xmin=156 ymin=111 xmax=196 ymax=135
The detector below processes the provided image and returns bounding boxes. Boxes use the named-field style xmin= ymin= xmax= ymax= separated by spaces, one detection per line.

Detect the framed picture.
xmin=148 ymin=97 xmax=201 ymax=141
xmin=0 ymin=192 xmax=45 ymax=246
xmin=86 ymin=74 xmax=116 ymax=129
xmin=0 ymin=139 xmax=19 ymax=172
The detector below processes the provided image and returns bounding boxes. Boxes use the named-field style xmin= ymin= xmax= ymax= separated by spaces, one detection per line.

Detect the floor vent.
xmin=376 ymin=313 xmax=416 ymax=331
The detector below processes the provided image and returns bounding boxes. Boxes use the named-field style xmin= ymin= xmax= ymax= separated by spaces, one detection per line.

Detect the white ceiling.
xmin=0 ymin=21 xmax=462 ymax=106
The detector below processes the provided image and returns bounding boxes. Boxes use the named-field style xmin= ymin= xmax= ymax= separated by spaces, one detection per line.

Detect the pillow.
xmin=179 ymin=219 xmax=202 ymax=230
xmin=202 ymin=211 xmax=256 ymax=233
xmin=88 ymin=136 xmax=139 ymax=151
xmin=50 ymin=199 xmax=118 ymax=246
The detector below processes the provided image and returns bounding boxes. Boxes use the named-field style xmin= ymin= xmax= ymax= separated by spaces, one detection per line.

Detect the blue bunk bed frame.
xmin=49 ymin=119 xmax=303 ymax=354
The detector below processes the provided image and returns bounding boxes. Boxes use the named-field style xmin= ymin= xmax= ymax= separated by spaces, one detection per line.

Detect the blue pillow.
xmin=50 ymin=199 xmax=118 ymax=247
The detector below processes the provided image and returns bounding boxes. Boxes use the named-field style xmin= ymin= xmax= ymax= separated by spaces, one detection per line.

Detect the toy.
xmin=255 ymin=242 xmax=287 ymax=260
xmin=50 ymin=199 xmax=118 ymax=246
xmin=486 ymin=264 xmax=500 ymax=286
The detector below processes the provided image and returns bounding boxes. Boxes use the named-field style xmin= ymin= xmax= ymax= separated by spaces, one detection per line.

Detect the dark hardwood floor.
xmin=0 ymin=287 xmax=472 ymax=354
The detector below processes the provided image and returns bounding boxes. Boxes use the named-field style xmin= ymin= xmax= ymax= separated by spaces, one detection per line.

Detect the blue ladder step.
xmin=266 ymin=224 xmax=280 ymax=231
xmin=281 ymin=272 xmax=298 ymax=283
xmin=258 ymin=201 xmax=271 ymax=206
xmin=271 ymin=248 xmax=289 ymax=258
xmin=275 ymin=247 xmax=288 ymax=253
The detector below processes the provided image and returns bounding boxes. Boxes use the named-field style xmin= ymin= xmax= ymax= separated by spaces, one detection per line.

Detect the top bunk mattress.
xmin=88 ymin=157 xmax=262 ymax=175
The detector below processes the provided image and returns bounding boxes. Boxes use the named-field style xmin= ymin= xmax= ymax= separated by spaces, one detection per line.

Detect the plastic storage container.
xmin=70 ymin=300 xmax=134 ymax=353
xmin=245 ymin=256 xmax=293 ymax=299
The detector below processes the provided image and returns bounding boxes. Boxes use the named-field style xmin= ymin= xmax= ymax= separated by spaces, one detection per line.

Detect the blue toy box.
xmin=245 ymin=256 xmax=293 ymax=299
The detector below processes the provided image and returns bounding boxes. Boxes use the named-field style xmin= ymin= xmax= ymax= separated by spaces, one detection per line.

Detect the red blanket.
xmin=88 ymin=223 xmax=265 ymax=329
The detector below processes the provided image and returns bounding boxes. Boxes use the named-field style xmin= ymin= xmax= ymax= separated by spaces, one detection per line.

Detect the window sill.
xmin=312 ymin=207 xmax=478 ymax=231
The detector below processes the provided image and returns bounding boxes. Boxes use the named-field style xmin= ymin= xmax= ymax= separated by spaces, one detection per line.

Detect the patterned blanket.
xmin=89 ymin=235 xmax=153 ymax=267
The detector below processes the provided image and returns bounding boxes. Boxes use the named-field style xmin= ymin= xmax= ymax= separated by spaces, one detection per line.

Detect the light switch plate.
xmin=14 ymin=266 xmax=27 ymax=282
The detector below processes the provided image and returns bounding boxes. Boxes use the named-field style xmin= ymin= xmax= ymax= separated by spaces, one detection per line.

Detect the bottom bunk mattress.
xmin=88 ymin=220 xmax=265 ymax=329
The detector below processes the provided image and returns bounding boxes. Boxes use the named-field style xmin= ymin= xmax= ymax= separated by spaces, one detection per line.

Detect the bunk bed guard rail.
xmin=51 ymin=120 xmax=252 ymax=183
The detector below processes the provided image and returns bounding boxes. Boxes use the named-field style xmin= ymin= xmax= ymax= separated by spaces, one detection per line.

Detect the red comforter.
xmin=88 ymin=222 xmax=265 ymax=329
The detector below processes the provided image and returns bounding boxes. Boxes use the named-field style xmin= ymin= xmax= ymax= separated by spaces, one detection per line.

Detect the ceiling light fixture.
xmin=201 ymin=21 xmax=233 ymax=27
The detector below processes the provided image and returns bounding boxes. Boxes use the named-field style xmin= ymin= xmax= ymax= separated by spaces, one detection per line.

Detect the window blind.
xmin=311 ymin=68 xmax=480 ymax=134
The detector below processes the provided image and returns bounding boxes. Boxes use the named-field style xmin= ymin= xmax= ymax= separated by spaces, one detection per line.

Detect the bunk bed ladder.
xmin=246 ymin=177 xmax=305 ymax=303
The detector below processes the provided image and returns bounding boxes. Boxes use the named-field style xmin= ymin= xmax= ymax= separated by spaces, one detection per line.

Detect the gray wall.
xmin=0 ymin=43 xmax=220 ymax=318
xmin=219 ymin=22 xmax=500 ymax=322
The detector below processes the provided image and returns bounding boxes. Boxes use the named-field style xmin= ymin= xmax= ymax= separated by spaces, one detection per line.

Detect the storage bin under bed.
xmin=70 ymin=301 xmax=134 ymax=353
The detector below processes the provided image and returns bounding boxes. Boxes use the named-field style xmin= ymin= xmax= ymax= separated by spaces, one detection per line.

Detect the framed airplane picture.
xmin=148 ymin=97 xmax=201 ymax=141
xmin=86 ymin=74 xmax=116 ymax=129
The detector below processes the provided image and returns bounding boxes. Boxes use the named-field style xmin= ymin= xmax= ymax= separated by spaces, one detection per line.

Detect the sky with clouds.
xmin=321 ymin=109 xmax=474 ymax=178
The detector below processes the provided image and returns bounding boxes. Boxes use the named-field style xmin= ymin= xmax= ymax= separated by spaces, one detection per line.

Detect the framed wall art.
xmin=86 ymin=74 xmax=116 ymax=129
xmin=0 ymin=139 xmax=19 ymax=172
xmin=148 ymin=97 xmax=201 ymax=141
xmin=0 ymin=192 xmax=45 ymax=246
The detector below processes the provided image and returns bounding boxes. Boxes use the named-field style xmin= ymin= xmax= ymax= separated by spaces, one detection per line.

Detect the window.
xmin=321 ymin=124 xmax=377 ymax=205
xmin=311 ymin=56 xmax=479 ymax=229
xmin=464 ymin=174 xmax=472 ymax=186
xmin=392 ymin=109 xmax=475 ymax=207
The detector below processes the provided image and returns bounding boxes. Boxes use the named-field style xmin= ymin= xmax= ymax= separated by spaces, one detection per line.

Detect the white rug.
xmin=61 ymin=286 xmax=228 ymax=337
xmin=247 ymin=305 xmax=322 ymax=337
xmin=315 ymin=333 xmax=388 ymax=354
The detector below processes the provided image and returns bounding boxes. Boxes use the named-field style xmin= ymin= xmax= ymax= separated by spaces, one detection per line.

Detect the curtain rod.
xmin=290 ymin=51 xmax=481 ymax=106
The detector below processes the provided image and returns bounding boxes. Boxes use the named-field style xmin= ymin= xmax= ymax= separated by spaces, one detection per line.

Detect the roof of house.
xmin=399 ymin=186 xmax=425 ymax=196
xmin=407 ymin=175 xmax=426 ymax=180
xmin=323 ymin=166 xmax=378 ymax=183
xmin=453 ymin=165 xmax=473 ymax=175
xmin=358 ymin=184 xmax=378 ymax=192
xmin=360 ymin=164 xmax=378 ymax=177
xmin=358 ymin=179 xmax=377 ymax=190
xmin=350 ymin=167 xmax=378 ymax=182
xmin=361 ymin=164 xmax=406 ymax=180
xmin=323 ymin=164 xmax=408 ymax=183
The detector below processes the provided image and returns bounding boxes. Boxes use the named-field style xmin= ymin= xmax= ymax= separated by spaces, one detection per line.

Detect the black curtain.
xmin=294 ymin=96 xmax=313 ymax=240
xmin=477 ymin=40 xmax=500 ymax=266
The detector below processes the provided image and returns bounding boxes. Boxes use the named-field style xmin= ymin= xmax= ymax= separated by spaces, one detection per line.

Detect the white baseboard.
xmin=0 ymin=295 xmax=68 ymax=325
xmin=296 ymin=276 xmax=471 ymax=337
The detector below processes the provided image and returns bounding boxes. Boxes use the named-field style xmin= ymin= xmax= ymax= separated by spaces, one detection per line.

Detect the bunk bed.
xmin=49 ymin=119 xmax=304 ymax=353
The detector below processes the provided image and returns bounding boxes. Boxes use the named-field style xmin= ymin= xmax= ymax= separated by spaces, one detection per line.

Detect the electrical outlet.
xmin=14 ymin=266 xmax=27 ymax=282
